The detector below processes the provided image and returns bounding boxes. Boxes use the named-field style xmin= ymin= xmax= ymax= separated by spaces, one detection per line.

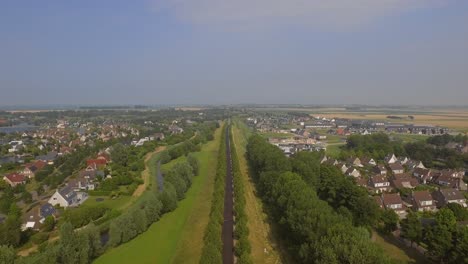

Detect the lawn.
xmin=81 ymin=195 xmax=132 ymax=211
xmin=260 ymin=132 xmax=294 ymax=139
xmin=94 ymin=124 xmax=223 ymax=264
xmin=232 ymin=119 xmax=288 ymax=264
xmin=326 ymin=143 xmax=344 ymax=158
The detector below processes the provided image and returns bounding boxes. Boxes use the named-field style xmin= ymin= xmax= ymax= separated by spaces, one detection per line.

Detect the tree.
xmin=381 ymin=210 xmax=399 ymax=234
xmin=425 ymin=208 xmax=457 ymax=262
xmin=159 ymin=182 xmax=177 ymax=213
xmin=111 ymin=143 xmax=129 ymax=167
xmin=82 ymin=222 xmax=102 ymax=259
xmin=159 ymin=151 xmax=171 ymax=164
xmin=187 ymin=154 xmax=199 ymax=175
xmin=446 ymin=203 xmax=468 ymax=221
xmin=42 ymin=216 xmax=55 ymax=232
xmin=0 ymin=245 xmax=15 ymax=264
xmin=400 ymin=211 xmax=422 ymax=246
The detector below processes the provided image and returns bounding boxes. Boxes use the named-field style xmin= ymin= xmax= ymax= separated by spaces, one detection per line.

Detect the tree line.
xmin=200 ymin=123 xmax=226 ymax=264
xmin=229 ymin=126 xmax=252 ymax=264
xmin=247 ymin=134 xmax=391 ymax=263
xmin=345 ymin=133 xmax=468 ymax=169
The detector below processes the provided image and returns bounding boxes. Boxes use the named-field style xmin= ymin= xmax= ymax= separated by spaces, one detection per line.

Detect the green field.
xmin=373 ymin=232 xmax=426 ymax=264
xmin=94 ymin=124 xmax=222 ymax=264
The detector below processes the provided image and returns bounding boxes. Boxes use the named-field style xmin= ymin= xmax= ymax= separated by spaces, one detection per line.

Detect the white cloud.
xmin=149 ymin=0 xmax=447 ymax=30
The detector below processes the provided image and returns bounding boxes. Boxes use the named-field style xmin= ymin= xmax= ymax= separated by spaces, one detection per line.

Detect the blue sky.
xmin=1 ymin=0 xmax=468 ymax=106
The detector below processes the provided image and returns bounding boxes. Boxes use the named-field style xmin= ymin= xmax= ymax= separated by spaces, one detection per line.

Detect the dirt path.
xmin=132 ymin=146 xmax=166 ymax=197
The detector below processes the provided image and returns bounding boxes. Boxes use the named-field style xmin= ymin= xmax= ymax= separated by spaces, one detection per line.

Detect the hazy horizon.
xmin=1 ymin=1 xmax=468 ymax=106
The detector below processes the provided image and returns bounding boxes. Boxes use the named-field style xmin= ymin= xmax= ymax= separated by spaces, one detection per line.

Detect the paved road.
xmin=222 ymin=126 xmax=234 ymax=264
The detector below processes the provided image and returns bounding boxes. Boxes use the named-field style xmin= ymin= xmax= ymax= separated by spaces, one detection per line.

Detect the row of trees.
xmin=200 ymin=124 xmax=226 ymax=264
xmin=401 ymin=208 xmax=468 ymax=263
xmin=229 ymin=126 xmax=252 ymax=264
xmin=247 ymin=135 xmax=391 ymax=263
xmin=8 ymin=221 xmax=102 ymax=264
xmin=291 ymin=151 xmax=381 ymax=227
xmin=346 ymin=133 xmax=468 ymax=169
xmin=108 ymin=153 xmax=199 ymax=248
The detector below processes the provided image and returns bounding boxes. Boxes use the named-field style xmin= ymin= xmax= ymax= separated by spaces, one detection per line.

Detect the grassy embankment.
xmin=94 ymin=123 xmax=223 ymax=264
xmin=232 ymin=119 xmax=289 ymax=264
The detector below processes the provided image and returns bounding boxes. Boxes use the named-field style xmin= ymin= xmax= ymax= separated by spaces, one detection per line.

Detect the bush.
xmin=31 ymin=232 xmax=49 ymax=245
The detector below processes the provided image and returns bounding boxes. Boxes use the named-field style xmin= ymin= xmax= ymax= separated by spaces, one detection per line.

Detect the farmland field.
xmin=94 ymin=124 xmax=223 ymax=264
xmin=253 ymin=107 xmax=468 ymax=131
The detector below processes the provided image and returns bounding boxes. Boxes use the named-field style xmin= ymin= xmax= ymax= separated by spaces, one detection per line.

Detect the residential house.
xmin=35 ymin=151 xmax=58 ymax=165
xmin=48 ymin=186 xmax=87 ymax=208
xmin=21 ymin=160 xmax=47 ymax=178
xmin=385 ymin=154 xmax=398 ymax=164
xmin=86 ymin=158 xmax=107 ymax=168
xmin=374 ymin=165 xmax=387 ymax=176
xmin=3 ymin=173 xmax=26 ymax=187
xmin=389 ymin=163 xmax=405 ymax=175
xmin=347 ymin=157 xmax=362 ymax=167
xmin=345 ymin=167 xmax=361 ymax=178
xmin=370 ymin=175 xmax=390 ymax=193
xmin=413 ymin=168 xmax=433 ymax=184
xmin=355 ymin=177 xmax=369 ymax=188
xmin=407 ymin=160 xmax=426 ymax=170
xmin=390 ymin=173 xmax=419 ymax=190
xmin=381 ymin=193 xmax=406 ymax=217
xmin=433 ymin=189 xmax=467 ymax=208
xmin=433 ymin=171 xmax=468 ymax=190
xmin=336 ymin=163 xmax=349 ymax=174
xmin=410 ymin=191 xmax=437 ymax=212
xmin=398 ymin=157 xmax=410 ymax=165
xmin=361 ymin=157 xmax=377 ymax=166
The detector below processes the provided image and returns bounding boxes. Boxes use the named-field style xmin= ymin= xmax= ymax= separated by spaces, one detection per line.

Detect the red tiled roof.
xmin=4 ymin=173 xmax=26 ymax=183
xmin=87 ymin=159 xmax=107 ymax=166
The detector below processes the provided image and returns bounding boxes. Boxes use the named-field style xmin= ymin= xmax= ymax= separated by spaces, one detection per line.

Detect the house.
xmin=385 ymin=154 xmax=398 ymax=164
xmin=413 ymin=168 xmax=432 ymax=184
xmin=410 ymin=191 xmax=437 ymax=212
xmin=86 ymin=159 xmax=107 ymax=168
xmin=374 ymin=196 xmax=384 ymax=209
xmin=354 ymin=177 xmax=368 ymax=188
xmin=320 ymin=156 xmax=328 ymax=164
xmin=381 ymin=193 xmax=406 ymax=216
xmin=398 ymin=157 xmax=410 ymax=165
xmin=433 ymin=189 xmax=467 ymax=208
xmin=35 ymin=151 xmax=58 ymax=165
xmin=40 ymin=203 xmax=56 ymax=220
xmin=22 ymin=206 xmax=42 ymax=231
xmin=389 ymin=163 xmax=405 ymax=175
xmin=48 ymin=186 xmax=87 ymax=208
xmin=345 ymin=167 xmax=361 ymax=178
xmin=361 ymin=157 xmax=377 ymax=166
xmin=347 ymin=157 xmax=362 ymax=167
xmin=68 ymin=174 xmax=98 ymax=191
xmin=96 ymin=153 xmax=111 ymax=163
xmin=407 ymin=160 xmax=426 ymax=170
xmin=433 ymin=171 xmax=467 ymax=190
xmin=336 ymin=163 xmax=349 ymax=174
xmin=374 ymin=165 xmax=387 ymax=175
xmin=3 ymin=173 xmax=26 ymax=187
xmin=153 ymin=133 xmax=165 ymax=141
xmin=370 ymin=175 xmax=390 ymax=193
xmin=390 ymin=173 xmax=419 ymax=189
xmin=21 ymin=160 xmax=47 ymax=178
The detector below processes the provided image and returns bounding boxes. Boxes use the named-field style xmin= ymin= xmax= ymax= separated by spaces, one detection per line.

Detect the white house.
xmin=48 ymin=187 xmax=87 ymax=208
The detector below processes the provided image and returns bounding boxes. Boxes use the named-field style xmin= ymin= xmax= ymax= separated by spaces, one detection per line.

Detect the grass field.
xmin=94 ymin=124 xmax=223 ymax=264
xmin=372 ymin=232 xmax=426 ymax=264
xmin=82 ymin=195 xmax=132 ymax=211
xmin=232 ymin=119 xmax=289 ymax=264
